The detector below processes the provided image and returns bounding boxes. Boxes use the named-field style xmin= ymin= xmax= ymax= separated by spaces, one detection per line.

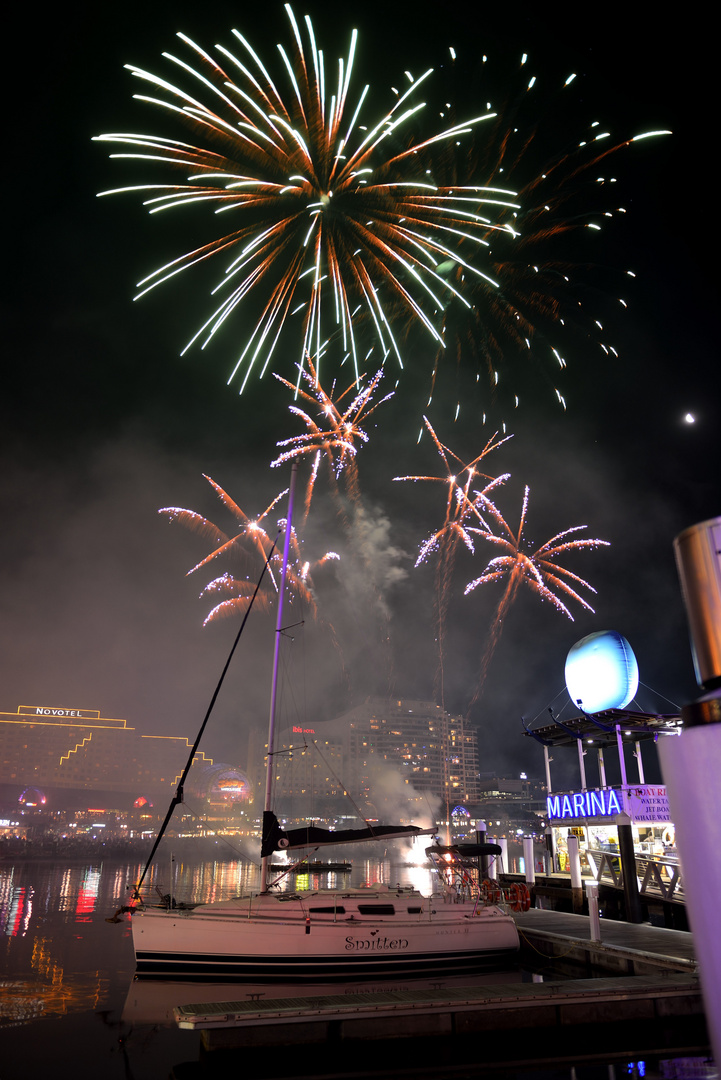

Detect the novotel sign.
xmin=19 ymin=705 xmax=100 ymax=720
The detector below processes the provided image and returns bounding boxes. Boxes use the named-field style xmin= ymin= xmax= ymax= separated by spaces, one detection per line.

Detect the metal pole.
xmin=261 ymin=464 xmax=298 ymax=891
xmin=634 ymin=741 xmax=645 ymax=783
xmin=544 ymin=827 xmax=554 ymax=874
xmin=567 ymin=833 xmax=583 ymax=913
xmin=616 ymin=811 xmax=642 ymax=923
xmin=586 ymin=881 xmax=601 ymax=942
xmin=598 ymin=747 xmax=607 ymax=788
xmin=487 ymin=837 xmax=497 ymax=880
xmin=522 ymin=836 xmax=535 ymax=885
xmin=660 ymin=515 xmax=721 ymax=1063
xmin=498 ymin=836 xmax=508 ymax=875
xmin=577 ymin=741 xmax=587 ymax=789
xmin=660 ymin=722 xmax=721 ymax=1063
xmin=476 ymin=822 xmax=488 ymax=880
xmin=616 ymin=725 xmax=628 ymax=788
xmin=543 ymin=745 xmax=552 ymax=793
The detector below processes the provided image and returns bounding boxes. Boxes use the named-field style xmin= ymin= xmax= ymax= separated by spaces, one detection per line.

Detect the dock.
xmin=170 ymin=910 xmax=710 ymax=1078
xmin=514 ymin=908 xmax=698 ymax=975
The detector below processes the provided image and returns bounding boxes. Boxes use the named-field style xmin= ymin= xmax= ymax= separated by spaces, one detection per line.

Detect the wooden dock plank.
xmin=176 ymin=973 xmax=701 ymax=1029
xmin=514 ymin=908 xmax=697 ymax=973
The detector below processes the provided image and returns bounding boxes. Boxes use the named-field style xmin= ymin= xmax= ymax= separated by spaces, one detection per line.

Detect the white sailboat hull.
xmin=132 ymin=890 xmax=519 ymax=979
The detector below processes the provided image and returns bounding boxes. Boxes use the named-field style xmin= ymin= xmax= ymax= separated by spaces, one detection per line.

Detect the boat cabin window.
xmin=308 ymin=906 xmax=346 ymax=914
xmin=407 ymin=906 xmax=423 ymax=914
xmin=357 ymin=904 xmax=395 ymax=915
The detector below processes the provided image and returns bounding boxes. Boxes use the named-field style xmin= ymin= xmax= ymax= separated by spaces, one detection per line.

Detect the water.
xmin=0 ymin=853 xmax=714 ymax=1080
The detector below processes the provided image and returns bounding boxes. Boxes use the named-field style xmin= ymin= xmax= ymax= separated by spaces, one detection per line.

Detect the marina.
xmin=0 ymin=851 xmax=715 ymax=1080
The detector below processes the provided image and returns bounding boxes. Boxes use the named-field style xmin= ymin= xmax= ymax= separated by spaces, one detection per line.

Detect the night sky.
xmin=2 ymin=1 xmax=716 ymax=793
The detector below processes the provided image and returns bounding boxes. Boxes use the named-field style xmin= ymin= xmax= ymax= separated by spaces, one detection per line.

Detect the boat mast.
xmin=260 ymin=463 xmax=298 ymax=891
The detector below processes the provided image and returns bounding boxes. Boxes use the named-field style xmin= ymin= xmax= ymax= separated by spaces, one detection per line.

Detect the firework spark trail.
xmin=464 ymin=485 xmax=610 ymax=708
xmin=272 ymin=359 xmax=394 ymax=521
xmin=159 ymin=475 xmax=337 ymax=626
xmin=423 ymin=48 xmax=671 ymax=418
xmin=393 ymin=418 xmax=511 ymax=704
xmin=94 ymin=6 xmax=521 ymax=391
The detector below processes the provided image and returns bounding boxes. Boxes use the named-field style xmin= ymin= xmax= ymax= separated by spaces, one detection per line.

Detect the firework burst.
xmin=159 ymin=474 xmax=337 ymax=626
xmin=464 ymin=485 xmax=610 ymax=705
xmin=94 ymin=6 xmax=520 ymax=391
xmin=393 ymin=418 xmax=511 ymax=703
xmin=272 ymin=359 xmax=394 ymax=520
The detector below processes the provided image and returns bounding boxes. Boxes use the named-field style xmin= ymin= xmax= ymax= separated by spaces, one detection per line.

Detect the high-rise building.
xmin=267 ymin=699 xmax=480 ymax=824
xmin=341 ymin=698 xmax=480 ymax=805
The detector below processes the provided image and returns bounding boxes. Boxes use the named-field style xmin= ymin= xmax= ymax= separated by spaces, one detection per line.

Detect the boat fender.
xmin=305 ymin=917 xmax=311 ymax=935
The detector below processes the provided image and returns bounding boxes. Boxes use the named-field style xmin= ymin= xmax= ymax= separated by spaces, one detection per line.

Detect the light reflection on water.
xmin=0 ymin=854 xmax=713 ymax=1080
xmin=0 ymin=852 xmax=443 ymax=1032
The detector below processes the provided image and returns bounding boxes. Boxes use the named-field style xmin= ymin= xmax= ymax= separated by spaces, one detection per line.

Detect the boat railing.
xmin=426 ymin=852 xmax=532 ymax=910
xmin=586 ymin=848 xmax=684 ymax=901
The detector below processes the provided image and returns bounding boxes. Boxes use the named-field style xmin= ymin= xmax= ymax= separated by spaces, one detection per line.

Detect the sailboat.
xmin=129 ymin=466 xmax=519 ymax=979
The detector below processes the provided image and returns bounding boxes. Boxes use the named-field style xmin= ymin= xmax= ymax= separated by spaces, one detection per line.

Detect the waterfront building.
xmin=0 ymin=703 xmax=215 ymax=803
xmin=341 ymin=698 xmax=481 ymax=805
xmin=267 ymin=698 xmax=481 ymax=825
xmin=0 ymin=697 xmax=482 ymax=830
xmin=523 ymin=707 xmax=681 ymax=866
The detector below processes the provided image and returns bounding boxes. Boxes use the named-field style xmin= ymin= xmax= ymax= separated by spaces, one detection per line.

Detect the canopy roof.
xmin=522 ymin=708 xmax=681 ymax=750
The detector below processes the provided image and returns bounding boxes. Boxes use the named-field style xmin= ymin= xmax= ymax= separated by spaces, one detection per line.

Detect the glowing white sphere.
xmin=565 ymin=630 xmax=639 ymax=713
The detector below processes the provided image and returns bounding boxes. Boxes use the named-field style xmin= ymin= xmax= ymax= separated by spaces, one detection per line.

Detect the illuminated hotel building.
xmin=341 ymin=698 xmax=481 ymax=805
xmin=263 ymin=700 xmax=481 ymax=821
xmin=0 ymin=703 xmax=214 ymax=801
xmin=272 ymin=723 xmax=346 ymax=802
xmin=1 ymin=698 xmax=480 ymax=815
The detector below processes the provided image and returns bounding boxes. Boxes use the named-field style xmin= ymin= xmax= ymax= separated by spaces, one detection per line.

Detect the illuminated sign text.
xmin=19 ymin=705 xmax=100 ymax=720
xmin=547 ymin=785 xmax=671 ymax=824
xmin=547 ymin=788 xmax=622 ymax=821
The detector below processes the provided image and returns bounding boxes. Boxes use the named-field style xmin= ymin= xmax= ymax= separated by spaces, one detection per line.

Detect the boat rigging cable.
xmin=129 ymin=528 xmax=281 ymax=903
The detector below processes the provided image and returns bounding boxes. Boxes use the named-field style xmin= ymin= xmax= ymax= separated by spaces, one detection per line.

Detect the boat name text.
xmin=345 ymin=936 xmax=409 ymax=952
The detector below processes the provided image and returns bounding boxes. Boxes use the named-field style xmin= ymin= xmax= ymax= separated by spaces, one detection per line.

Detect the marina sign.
xmin=547 ymin=785 xmax=670 ymax=824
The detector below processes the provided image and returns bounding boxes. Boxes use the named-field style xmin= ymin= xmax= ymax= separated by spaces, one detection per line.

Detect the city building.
xmin=270 ymin=699 xmax=481 ymax=822
xmin=341 ymin=698 xmax=481 ymax=805
xmin=0 ymin=702 xmax=215 ymax=804
xmin=0 ymin=697 xmax=482 ymax=830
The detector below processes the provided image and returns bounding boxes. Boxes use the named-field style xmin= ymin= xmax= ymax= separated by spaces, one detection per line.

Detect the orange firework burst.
xmin=159 ymin=475 xmax=338 ymax=626
xmin=465 ymin=485 xmax=610 ymax=705
xmin=94 ymin=7 xmax=519 ymax=391
xmin=272 ymin=359 xmax=394 ymax=520
xmin=393 ymin=418 xmax=511 ymax=703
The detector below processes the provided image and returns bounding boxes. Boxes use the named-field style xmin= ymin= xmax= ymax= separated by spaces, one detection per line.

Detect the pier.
xmin=170 ymin=910 xmax=709 ymax=1079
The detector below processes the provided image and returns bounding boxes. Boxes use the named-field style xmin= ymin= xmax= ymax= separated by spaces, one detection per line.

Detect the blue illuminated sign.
xmin=547 ymin=788 xmax=622 ymax=821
